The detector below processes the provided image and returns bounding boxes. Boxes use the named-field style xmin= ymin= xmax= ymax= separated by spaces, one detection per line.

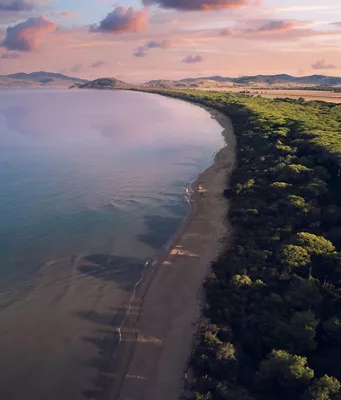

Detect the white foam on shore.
xmin=115 ymin=256 xmax=158 ymax=347
xmin=113 ymin=182 xmax=194 ymax=350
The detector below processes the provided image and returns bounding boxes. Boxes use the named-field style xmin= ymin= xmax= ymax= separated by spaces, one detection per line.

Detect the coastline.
xmin=108 ymin=103 xmax=236 ymax=400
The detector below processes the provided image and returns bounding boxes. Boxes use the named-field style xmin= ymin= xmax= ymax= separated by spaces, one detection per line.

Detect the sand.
xmin=108 ymin=107 xmax=236 ymax=400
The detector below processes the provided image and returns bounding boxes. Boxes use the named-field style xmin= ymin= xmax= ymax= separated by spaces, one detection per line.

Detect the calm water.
xmin=0 ymin=89 xmax=224 ymax=399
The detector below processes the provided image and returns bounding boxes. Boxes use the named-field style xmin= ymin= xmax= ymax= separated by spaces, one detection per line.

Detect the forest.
xmin=138 ymin=89 xmax=341 ymax=400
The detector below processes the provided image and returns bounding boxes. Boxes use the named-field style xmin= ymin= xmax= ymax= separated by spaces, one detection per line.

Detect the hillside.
xmin=146 ymin=74 xmax=341 ymax=89
xmin=0 ymin=71 xmax=87 ymax=88
xmin=77 ymin=78 xmax=133 ymax=90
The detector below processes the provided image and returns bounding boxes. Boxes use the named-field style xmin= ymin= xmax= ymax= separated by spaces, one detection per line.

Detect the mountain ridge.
xmin=77 ymin=77 xmax=133 ymax=90
xmin=0 ymin=71 xmax=88 ymax=88
xmin=2 ymin=72 xmax=341 ymax=90
xmin=147 ymin=74 xmax=341 ymax=87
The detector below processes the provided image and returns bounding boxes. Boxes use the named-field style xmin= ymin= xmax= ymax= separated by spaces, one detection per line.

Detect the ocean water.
xmin=0 ymin=89 xmax=224 ymax=399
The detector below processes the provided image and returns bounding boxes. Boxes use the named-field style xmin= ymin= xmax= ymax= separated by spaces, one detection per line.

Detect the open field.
xmin=203 ymin=87 xmax=341 ymax=104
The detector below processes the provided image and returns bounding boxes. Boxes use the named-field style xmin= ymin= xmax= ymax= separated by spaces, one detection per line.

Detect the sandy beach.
xmin=107 ymin=105 xmax=236 ymax=400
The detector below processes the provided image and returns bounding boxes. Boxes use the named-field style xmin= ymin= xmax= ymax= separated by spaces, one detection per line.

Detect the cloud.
xmin=142 ymin=0 xmax=255 ymax=11
xmin=274 ymin=5 xmax=341 ymax=13
xmin=70 ymin=63 xmax=83 ymax=73
xmin=58 ymin=11 xmax=79 ymax=19
xmin=134 ymin=39 xmax=170 ymax=57
xmin=312 ymin=59 xmax=337 ymax=70
xmin=90 ymin=60 xmax=105 ymax=68
xmin=182 ymin=54 xmax=203 ymax=63
xmin=146 ymin=39 xmax=171 ymax=49
xmin=0 ymin=0 xmax=46 ymax=11
xmin=0 ymin=50 xmax=20 ymax=58
xmin=90 ymin=7 xmax=148 ymax=34
xmin=2 ymin=16 xmax=57 ymax=51
xmin=134 ymin=47 xmax=147 ymax=57
xmin=248 ymin=20 xmax=294 ymax=34
xmin=220 ymin=27 xmax=232 ymax=36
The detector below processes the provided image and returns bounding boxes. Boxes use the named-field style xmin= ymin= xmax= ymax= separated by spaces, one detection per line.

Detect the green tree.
xmin=313 ymin=252 xmax=341 ymax=284
xmin=300 ymin=179 xmax=328 ymax=199
xmin=295 ymin=233 xmax=335 ymax=256
xmin=287 ymin=310 xmax=319 ymax=352
xmin=313 ymin=166 xmax=330 ymax=181
xmin=278 ymin=164 xmax=313 ymax=184
xmin=287 ymin=195 xmax=310 ymax=213
xmin=322 ymin=206 xmax=341 ymax=226
xmin=281 ymin=245 xmax=311 ymax=271
xmin=196 ymin=393 xmax=212 ymax=400
xmin=216 ymin=383 xmax=254 ymax=400
xmin=286 ymin=279 xmax=322 ymax=312
xmin=264 ymin=311 xmax=319 ymax=353
xmin=323 ymin=317 xmax=341 ymax=342
xmin=304 ymin=375 xmax=341 ymax=400
xmin=232 ymin=274 xmax=252 ymax=286
xmin=256 ymin=350 xmax=314 ymax=392
xmin=216 ymin=342 xmax=236 ymax=361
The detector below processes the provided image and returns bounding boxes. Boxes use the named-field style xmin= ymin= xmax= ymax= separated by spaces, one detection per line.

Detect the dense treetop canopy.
xmin=135 ymin=88 xmax=341 ymax=400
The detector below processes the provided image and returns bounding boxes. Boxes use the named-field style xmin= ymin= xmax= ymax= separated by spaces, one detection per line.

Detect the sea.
xmin=0 ymin=88 xmax=224 ymax=399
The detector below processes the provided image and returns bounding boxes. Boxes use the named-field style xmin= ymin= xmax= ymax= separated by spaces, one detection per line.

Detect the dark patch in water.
xmin=79 ymin=308 xmax=132 ymax=400
xmin=138 ymin=214 xmax=183 ymax=249
xmin=76 ymin=310 xmax=115 ymax=327
xmin=173 ymin=161 xmax=199 ymax=167
xmin=79 ymin=254 xmax=144 ymax=291
xmin=164 ymin=202 xmax=188 ymax=217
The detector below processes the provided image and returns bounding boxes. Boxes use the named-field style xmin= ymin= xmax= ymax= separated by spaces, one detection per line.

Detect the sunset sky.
xmin=0 ymin=0 xmax=340 ymax=82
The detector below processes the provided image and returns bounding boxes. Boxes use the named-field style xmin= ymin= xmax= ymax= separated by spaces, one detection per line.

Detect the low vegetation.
xmin=136 ymin=89 xmax=341 ymax=400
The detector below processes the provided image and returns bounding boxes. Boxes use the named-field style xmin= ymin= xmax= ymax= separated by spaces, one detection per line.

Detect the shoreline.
xmin=107 ymin=101 xmax=236 ymax=400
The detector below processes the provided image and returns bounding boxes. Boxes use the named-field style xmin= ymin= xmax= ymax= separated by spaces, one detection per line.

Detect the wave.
xmin=115 ymin=256 xmax=158 ymax=347
xmin=108 ymin=198 xmax=142 ymax=209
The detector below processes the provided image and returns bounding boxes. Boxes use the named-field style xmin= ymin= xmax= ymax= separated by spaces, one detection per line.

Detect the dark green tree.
xmin=313 ymin=252 xmax=341 ymax=284
xmin=287 ymin=310 xmax=319 ymax=352
xmin=323 ymin=317 xmax=341 ymax=342
xmin=256 ymin=350 xmax=314 ymax=393
xmin=304 ymin=375 xmax=341 ymax=400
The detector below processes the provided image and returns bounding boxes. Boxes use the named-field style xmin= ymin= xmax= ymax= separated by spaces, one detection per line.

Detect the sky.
xmin=0 ymin=0 xmax=340 ymax=82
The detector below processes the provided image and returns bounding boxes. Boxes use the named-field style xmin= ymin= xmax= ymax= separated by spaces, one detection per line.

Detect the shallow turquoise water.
xmin=0 ymin=89 xmax=224 ymax=399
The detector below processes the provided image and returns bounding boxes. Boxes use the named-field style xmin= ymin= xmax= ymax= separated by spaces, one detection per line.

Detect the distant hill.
xmin=0 ymin=71 xmax=88 ymax=88
xmin=76 ymin=78 xmax=133 ymax=90
xmin=147 ymin=74 xmax=341 ymax=88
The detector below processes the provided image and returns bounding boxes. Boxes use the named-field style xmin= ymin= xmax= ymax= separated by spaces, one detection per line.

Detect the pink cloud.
xmin=90 ymin=7 xmax=148 ymax=34
xmin=312 ymin=59 xmax=337 ymax=70
xmin=182 ymin=54 xmax=203 ymax=63
xmin=0 ymin=51 xmax=21 ymax=59
xmin=237 ymin=26 xmax=341 ymax=42
xmin=70 ymin=63 xmax=83 ymax=72
xmin=0 ymin=0 xmax=47 ymax=11
xmin=134 ymin=39 xmax=171 ymax=57
xmin=2 ymin=16 xmax=57 ymax=52
xmin=90 ymin=60 xmax=105 ymax=68
xmin=247 ymin=20 xmax=294 ymax=34
xmin=142 ymin=0 xmax=256 ymax=11
xmin=146 ymin=39 xmax=171 ymax=49
xmin=220 ymin=27 xmax=233 ymax=36
xmin=58 ymin=11 xmax=79 ymax=19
